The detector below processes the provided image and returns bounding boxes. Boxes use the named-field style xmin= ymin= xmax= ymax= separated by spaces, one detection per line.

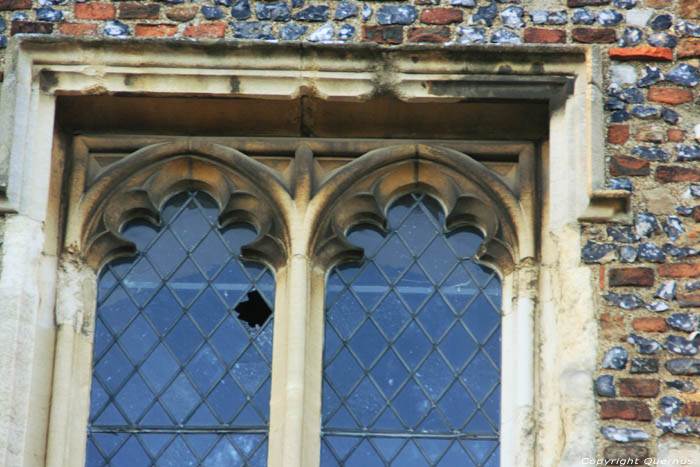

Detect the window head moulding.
xmin=0 ymin=36 xmax=627 ymax=223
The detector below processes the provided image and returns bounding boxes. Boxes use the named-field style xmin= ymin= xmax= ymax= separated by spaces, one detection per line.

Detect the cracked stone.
xmin=604 ymin=292 xmax=645 ymax=310
xmin=656 ymin=281 xmax=677 ymax=300
xmin=35 ymin=7 xmax=62 ymax=21
xmin=676 ymin=20 xmax=700 ymax=38
xmin=665 ymin=335 xmax=699 ymax=356
xmin=601 ymin=426 xmax=649 ymax=443
xmin=628 ymin=334 xmax=661 ymax=354
xmin=548 ymin=10 xmax=567 ymax=25
xmin=663 ymin=244 xmax=699 ymax=258
xmin=602 ymin=346 xmax=629 ymax=370
xmin=596 ymin=375 xmax=616 ymax=397
xmin=376 ymin=5 xmax=416 ymax=25
xmin=667 ymin=64 xmax=700 ymax=87
xmin=667 ymin=313 xmax=700 ymax=332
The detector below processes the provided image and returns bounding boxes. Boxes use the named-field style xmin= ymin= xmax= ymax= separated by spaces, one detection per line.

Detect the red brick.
xmin=681 ymin=402 xmax=700 ymax=417
xmin=607 ymin=125 xmax=629 ymax=145
xmin=659 ymin=263 xmax=700 ymax=278
xmin=646 ymin=0 xmax=671 ymax=7
xmin=10 ymin=21 xmax=53 ymax=35
xmin=165 ymin=5 xmax=197 ymax=22
xmin=618 ymin=379 xmax=660 ymax=398
xmin=600 ymin=312 xmax=624 ymax=340
xmin=678 ymin=38 xmax=700 ymax=58
xmin=183 ymin=22 xmax=225 ymax=38
xmin=676 ymin=293 xmax=700 ymax=307
xmin=680 ymin=0 xmax=700 ymax=19
xmin=407 ymin=26 xmax=449 ymax=43
xmin=524 ymin=28 xmax=566 ymax=44
xmin=633 ymin=317 xmax=667 ymax=333
xmin=656 ymin=165 xmax=700 ymax=183
xmin=135 ymin=23 xmax=177 ymax=37
xmin=58 ymin=22 xmax=98 ymax=36
xmin=609 ymin=46 xmax=673 ymax=61
xmin=604 ymin=446 xmax=649 ymax=464
xmin=608 ymin=267 xmax=654 ymax=287
xmin=419 ymin=8 xmax=462 ymax=25
xmin=74 ymin=2 xmax=115 ymax=20
xmin=649 ymin=87 xmax=694 ymax=105
xmin=600 ymin=265 xmax=606 ymax=291
xmin=362 ymin=25 xmax=403 ymax=44
xmin=567 ymin=0 xmax=609 ymax=5
xmin=610 ymin=156 xmax=649 ymax=177
xmin=119 ymin=2 xmax=160 ymax=19
xmin=0 ymin=0 xmax=29 ymax=10
xmin=668 ymin=129 xmax=687 ymax=142
xmin=600 ymin=400 xmax=652 ymax=421
xmin=572 ymin=28 xmax=616 ymax=44
xmin=694 ymin=206 xmax=700 ymax=222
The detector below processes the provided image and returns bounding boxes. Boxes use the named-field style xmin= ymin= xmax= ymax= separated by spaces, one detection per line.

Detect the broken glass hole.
xmin=235 ymin=289 xmax=272 ymax=328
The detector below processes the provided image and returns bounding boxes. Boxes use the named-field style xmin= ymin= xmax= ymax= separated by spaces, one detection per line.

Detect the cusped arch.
xmin=308 ymin=144 xmax=532 ymax=275
xmin=69 ymin=140 xmax=293 ymax=272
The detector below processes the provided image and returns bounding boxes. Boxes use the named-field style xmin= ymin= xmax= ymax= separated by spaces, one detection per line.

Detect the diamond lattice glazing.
xmin=322 ymin=193 xmax=501 ymax=466
xmin=87 ymin=191 xmax=274 ymax=466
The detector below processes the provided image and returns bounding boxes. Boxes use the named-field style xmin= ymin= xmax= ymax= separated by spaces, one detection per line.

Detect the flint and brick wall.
xmin=2 ymin=0 xmax=700 ymax=462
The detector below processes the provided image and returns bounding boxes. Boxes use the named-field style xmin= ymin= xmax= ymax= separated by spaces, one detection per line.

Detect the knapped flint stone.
xmin=35 ymin=7 xmax=62 ymax=21
xmin=691 ymin=185 xmax=700 ymax=198
xmin=291 ymin=0 xmax=303 ymax=8
xmin=673 ymin=418 xmax=696 ymax=435
xmin=648 ymin=32 xmax=678 ymax=48
xmin=662 ymin=244 xmax=699 ymax=258
xmin=630 ymin=105 xmax=659 ymax=119
xmin=472 ymin=1 xmax=498 ymax=26
xmin=216 ymin=0 xmax=232 ymax=7
xmin=230 ymin=0 xmax=251 ymax=20
xmin=450 ymin=0 xmax=475 ymax=5
xmin=676 ymin=20 xmax=700 ymax=38
xmin=605 ymin=97 xmax=626 ymax=111
xmin=638 ymin=66 xmax=663 ymax=87
xmin=491 ymin=28 xmax=521 ymax=44
xmin=637 ymin=242 xmax=666 ymax=263
xmin=202 ymin=6 xmax=223 ymax=19
xmin=596 ymin=375 xmax=616 ymax=397
xmin=573 ymin=8 xmax=595 ymax=25
xmin=0 ymin=16 xmax=5 ymax=34
xmin=666 ymin=379 xmax=697 ymax=392
xmin=613 ymin=0 xmax=636 ymax=8
xmin=661 ymin=107 xmax=680 ymax=124
xmin=619 ymin=27 xmax=643 ymax=47
xmin=361 ymin=4 xmax=371 ymax=21
xmin=293 ymin=5 xmax=329 ymax=22
xmin=456 ymin=27 xmax=486 ymax=44
xmin=677 ymin=145 xmax=700 ymax=161
xmin=501 ymin=6 xmax=524 ymax=29
xmin=609 ymin=178 xmax=633 ymax=191
xmin=602 ymin=346 xmax=629 ymax=370
xmin=666 ymin=358 xmax=700 ymax=375
xmin=598 ymin=9 xmax=624 ymax=26
xmin=568 ymin=0 xmax=610 ymax=6
xmin=627 ymin=334 xmax=661 ymax=354
xmin=12 ymin=13 xmax=28 ymax=21
xmin=664 ymin=217 xmax=685 ymax=242
xmin=308 ymin=23 xmax=334 ymax=41
xmin=607 ymin=225 xmax=640 ymax=243
xmin=667 ymin=64 xmax=700 ymax=87
xmin=651 ymin=14 xmax=673 ymax=31
xmin=256 ymin=2 xmax=290 ymax=21
xmin=376 ymin=5 xmax=416 ymax=25
xmin=631 ymin=146 xmax=668 ymax=161
xmin=337 ymin=23 xmax=354 ymax=40
xmin=621 ymin=87 xmax=644 ymax=104
xmin=677 ymin=206 xmax=694 ymax=216
xmin=620 ymin=245 xmax=638 ymax=263
xmin=688 ymin=281 xmax=700 ymax=291
xmin=631 ymin=357 xmax=658 ymax=373
xmin=656 ymin=280 xmax=676 ymax=300
xmin=231 ymin=21 xmax=274 ymax=39
xmin=334 ymin=1 xmax=357 ymax=20
xmin=610 ymin=111 xmax=630 ymax=122
xmin=103 ymin=20 xmax=130 ymax=37
xmin=665 ymin=335 xmax=700 ymax=355
xmin=601 ymin=426 xmax=650 ymax=443
xmin=0 ymin=37 xmax=6 ymax=50
xmin=636 ymin=213 xmax=660 ymax=238
xmin=530 ymin=10 xmax=547 ymax=25
xmin=548 ymin=10 xmax=567 ymax=25
xmin=660 ymin=396 xmax=682 ymax=415
xmin=279 ymin=22 xmax=307 ymax=40
xmin=657 ymin=414 xmax=677 ymax=433
xmin=582 ymin=241 xmax=617 ymax=262
xmin=646 ymin=301 xmax=670 ymax=312
xmin=603 ymin=292 xmax=645 ymax=310
xmin=667 ymin=314 xmax=700 ymax=331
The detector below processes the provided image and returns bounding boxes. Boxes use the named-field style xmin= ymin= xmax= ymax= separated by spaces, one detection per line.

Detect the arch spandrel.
xmin=70 ymin=140 xmax=293 ymax=272
xmin=309 ymin=144 xmax=531 ymax=276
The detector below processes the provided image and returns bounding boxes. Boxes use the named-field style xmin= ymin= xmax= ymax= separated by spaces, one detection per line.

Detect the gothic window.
xmin=86 ymin=191 xmax=275 ymax=466
xmin=321 ymin=193 xmax=501 ymax=466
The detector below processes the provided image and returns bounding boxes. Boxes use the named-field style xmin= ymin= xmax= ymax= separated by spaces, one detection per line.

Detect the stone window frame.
xmin=0 ymin=37 xmax=629 ymax=467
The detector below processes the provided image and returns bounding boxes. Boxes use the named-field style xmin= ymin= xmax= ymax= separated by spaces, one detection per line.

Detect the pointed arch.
xmin=69 ymin=140 xmax=293 ymax=271
xmin=308 ymin=144 xmax=531 ymax=275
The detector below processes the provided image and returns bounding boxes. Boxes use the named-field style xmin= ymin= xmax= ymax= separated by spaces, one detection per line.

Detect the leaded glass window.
xmin=321 ymin=193 xmax=502 ymax=466
xmin=86 ymin=191 xmax=275 ymax=466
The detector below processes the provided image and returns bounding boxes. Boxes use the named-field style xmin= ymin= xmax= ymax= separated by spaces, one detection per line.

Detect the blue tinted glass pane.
xmin=87 ymin=191 xmax=273 ymax=466
xmin=323 ymin=193 xmax=500 ymax=466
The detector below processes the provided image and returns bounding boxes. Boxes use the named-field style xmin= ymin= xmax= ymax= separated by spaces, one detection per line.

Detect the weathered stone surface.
xmin=335 ymin=2 xmax=358 ymax=20
xmin=406 ymin=26 xmax=449 ymax=43
xmin=638 ymin=66 xmax=663 ymax=87
xmin=598 ymin=9 xmax=624 ymax=25
xmin=0 ymin=0 xmax=30 ymax=10
xmin=601 ymin=346 xmax=629 ymax=369
xmin=293 ymin=5 xmax=329 ymax=22
xmin=596 ymin=375 xmax=616 ymax=397
xmin=608 ymin=125 xmax=630 ymax=145
xmin=667 ymin=64 xmax=700 ymax=87
xmin=572 ymin=27 xmax=616 ymax=43
xmin=376 ymin=5 xmax=417 ymax=25
xmin=665 ymin=335 xmax=699 ymax=355
xmin=656 ymin=280 xmax=676 ymax=300
xmin=600 ymin=400 xmax=652 ymax=421
xmin=680 ymin=0 xmax=700 ymax=19
xmin=627 ymin=334 xmax=661 ymax=354
xmin=666 ymin=379 xmax=697 ymax=392
xmin=524 ymin=28 xmax=565 ymax=43
xmin=572 ymin=8 xmax=595 ymax=24
xmin=256 ymin=3 xmax=291 ymax=21
xmin=631 ymin=145 xmax=668 ymax=161
xmin=666 ymin=358 xmax=700 ymax=375
xmin=667 ymin=313 xmax=700 ymax=331
xmin=657 ymin=166 xmax=700 ymax=183
xmin=678 ymin=38 xmax=700 ymax=58
xmin=119 ymin=3 xmax=160 ymax=19
xmin=603 ymin=292 xmax=644 ymax=310
xmin=600 ymin=426 xmax=650 ymax=442
xmin=609 ymin=267 xmax=653 ymax=286
xmin=635 ymin=213 xmax=660 ymax=237
xmin=631 ymin=357 xmax=658 ymax=373
xmin=362 ymin=25 xmax=402 ymax=43
xmin=582 ymin=241 xmax=617 ymax=262
xmin=166 ymin=5 xmax=198 ymax=22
